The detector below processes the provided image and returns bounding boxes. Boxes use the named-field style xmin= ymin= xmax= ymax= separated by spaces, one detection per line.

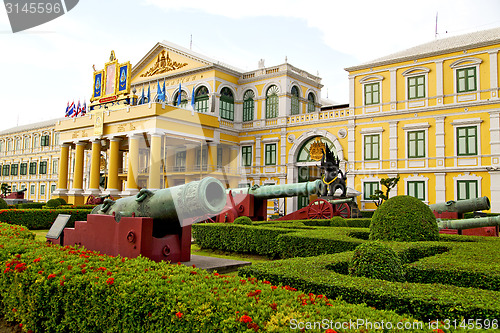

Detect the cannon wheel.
xmin=86 ymin=195 xmax=96 ymax=205
xmin=307 ymin=198 xmax=334 ymax=219
xmin=333 ymin=202 xmax=351 ymax=218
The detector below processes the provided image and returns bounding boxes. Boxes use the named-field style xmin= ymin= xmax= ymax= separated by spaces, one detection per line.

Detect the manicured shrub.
xmin=0 ymin=209 xmax=91 ymax=229
xmin=16 ymin=202 xmax=45 ymax=209
xmin=349 ymin=241 xmax=404 ymax=282
xmin=370 ymin=195 xmax=439 ymax=242
xmin=46 ymin=199 xmax=61 ymax=208
xmin=330 ymin=216 xmax=347 ymax=227
xmin=233 ymin=216 xmax=252 ymax=225
xmin=55 ymin=197 xmax=67 ymax=205
xmin=0 ymin=198 xmax=8 ymax=210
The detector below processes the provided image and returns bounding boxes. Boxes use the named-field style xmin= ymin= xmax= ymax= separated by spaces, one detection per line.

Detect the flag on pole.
xmin=177 ymin=83 xmax=182 ymax=106
xmin=81 ymin=101 xmax=87 ymax=116
xmin=147 ymin=83 xmax=151 ymax=103
xmin=162 ymin=79 xmax=166 ymax=102
xmin=140 ymin=86 xmax=145 ymax=104
xmin=191 ymin=86 xmax=196 ymax=110
xmin=65 ymin=102 xmax=69 ymax=117
xmin=76 ymin=100 xmax=81 ymax=117
xmin=68 ymin=101 xmax=76 ymax=117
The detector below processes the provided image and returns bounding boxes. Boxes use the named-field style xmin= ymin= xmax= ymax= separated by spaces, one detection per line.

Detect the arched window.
xmin=307 ymin=93 xmax=315 ymax=113
xmin=195 ymin=86 xmax=209 ymax=113
xmin=291 ymin=86 xmax=300 ymax=115
xmin=173 ymin=90 xmax=188 ymax=107
xmin=266 ymin=85 xmax=279 ymax=119
xmin=219 ymin=87 xmax=234 ymax=121
xmin=243 ymin=90 xmax=255 ymax=122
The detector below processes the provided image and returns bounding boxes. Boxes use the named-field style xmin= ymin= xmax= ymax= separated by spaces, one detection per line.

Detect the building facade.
xmin=2 ymin=27 xmax=499 ymax=214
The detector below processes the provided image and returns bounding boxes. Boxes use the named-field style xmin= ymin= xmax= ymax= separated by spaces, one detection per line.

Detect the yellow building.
xmin=0 ymin=120 xmax=61 ymax=202
xmin=3 ymin=27 xmax=500 ymax=215
xmin=345 ymin=27 xmax=500 ymax=212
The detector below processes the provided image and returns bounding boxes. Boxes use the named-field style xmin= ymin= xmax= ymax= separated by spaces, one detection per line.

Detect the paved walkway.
xmin=181 ymin=255 xmax=251 ymax=274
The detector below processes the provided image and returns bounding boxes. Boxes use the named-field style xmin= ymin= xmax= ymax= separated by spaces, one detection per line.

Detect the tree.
xmin=369 ymin=175 xmax=400 ymax=207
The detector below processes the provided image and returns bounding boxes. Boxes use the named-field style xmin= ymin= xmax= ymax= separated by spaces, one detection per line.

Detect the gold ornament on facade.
xmin=309 ymin=138 xmax=326 ymax=161
xmin=140 ymin=50 xmax=188 ymax=77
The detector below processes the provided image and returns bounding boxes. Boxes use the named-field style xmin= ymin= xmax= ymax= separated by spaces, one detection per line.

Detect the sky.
xmin=0 ymin=0 xmax=499 ymax=131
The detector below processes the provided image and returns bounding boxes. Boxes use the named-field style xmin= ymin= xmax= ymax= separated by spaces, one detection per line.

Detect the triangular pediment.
xmin=132 ymin=41 xmax=217 ymax=82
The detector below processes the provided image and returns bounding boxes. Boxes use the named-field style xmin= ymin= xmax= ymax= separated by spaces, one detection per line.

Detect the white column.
xmin=435 ymin=60 xmax=444 ymax=105
xmin=390 ymin=68 xmax=397 ymax=111
xmin=489 ymin=50 xmax=499 ymax=100
xmin=435 ymin=116 xmax=446 ymax=168
xmin=389 ymin=121 xmax=398 ymax=170
xmin=489 ymin=171 xmax=500 ymax=212
xmin=490 ymin=111 xmax=500 ymax=167
xmin=435 ymin=172 xmax=446 ymax=203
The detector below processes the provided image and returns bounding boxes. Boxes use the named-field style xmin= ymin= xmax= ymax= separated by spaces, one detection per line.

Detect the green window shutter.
xmin=242 ymin=146 xmax=252 ymax=167
xmin=265 ymin=144 xmax=276 ymax=165
xmin=457 ymin=126 xmax=477 ymax=156
xmin=457 ymin=67 xmax=477 ymax=93
xmin=243 ymin=90 xmax=255 ymax=122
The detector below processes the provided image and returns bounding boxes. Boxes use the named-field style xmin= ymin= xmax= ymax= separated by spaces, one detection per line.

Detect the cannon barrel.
xmin=227 ymin=179 xmax=323 ymax=200
xmin=327 ymin=198 xmax=354 ymax=205
xmin=438 ymin=215 xmax=500 ymax=230
xmin=91 ymin=177 xmax=226 ymax=226
xmin=429 ymin=196 xmax=490 ymax=214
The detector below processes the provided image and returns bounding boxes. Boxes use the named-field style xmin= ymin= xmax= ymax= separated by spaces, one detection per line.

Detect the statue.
xmin=319 ymin=144 xmax=347 ymax=197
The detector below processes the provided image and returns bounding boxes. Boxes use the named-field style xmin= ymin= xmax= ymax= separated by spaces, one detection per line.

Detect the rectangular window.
xmin=29 ymin=162 xmax=37 ymax=175
xmin=220 ymin=100 xmax=234 ymax=121
xmin=243 ymin=99 xmax=254 ymax=122
xmin=265 ymin=143 xmax=277 ymax=166
xmin=195 ymin=147 xmax=208 ymax=170
xmin=10 ymin=164 xmax=18 ymax=176
xmin=40 ymin=184 xmax=45 ymax=195
xmin=52 ymin=160 xmax=58 ymax=174
xmin=0 ymin=141 xmax=3 ymax=152
xmin=24 ymin=138 xmax=30 ymax=149
xmin=457 ymin=67 xmax=477 ymax=93
xmin=20 ymin=163 xmax=27 ymax=175
xmin=408 ymin=75 xmax=425 ymax=99
xmin=217 ymin=146 xmax=223 ymax=169
xmin=408 ymin=131 xmax=425 ymax=158
xmin=51 ymin=184 xmax=56 ymax=193
xmin=16 ymin=139 xmax=21 ymax=151
xmin=175 ymin=151 xmax=186 ymax=172
xmin=21 ymin=184 xmax=26 ymax=190
xmin=242 ymin=146 xmax=252 ymax=167
xmin=195 ymin=97 xmax=209 ymax=113
xmin=2 ymin=165 xmax=10 ymax=176
xmin=457 ymin=180 xmax=478 ymax=200
xmin=41 ymin=135 xmax=50 ymax=147
xmin=364 ymin=134 xmax=380 ymax=160
xmin=30 ymin=184 xmax=35 ymax=195
xmin=39 ymin=161 xmax=47 ymax=175
xmin=33 ymin=137 xmax=39 ymax=148
xmin=364 ymin=82 xmax=380 ymax=105
xmin=12 ymin=185 xmax=16 ymax=192
xmin=363 ymin=182 xmax=379 ymax=200
xmin=407 ymin=181 xmax=425 ymax=200
xmin=457 ymin=126 xmax=477 ymax=156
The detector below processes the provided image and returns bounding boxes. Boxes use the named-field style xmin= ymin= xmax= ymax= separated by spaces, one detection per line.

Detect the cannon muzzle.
xmin=227 ymin=179 xmax=323 ymax=199
xmin=429 ymin=196 xmax=490 ymax=214
xmin=327 ymin=198 xmax=354 ymax=205
xmin=438 ymin=215 xmax=500 ymax=230
xmin=91 ymin=177 xmax=226 ymax=227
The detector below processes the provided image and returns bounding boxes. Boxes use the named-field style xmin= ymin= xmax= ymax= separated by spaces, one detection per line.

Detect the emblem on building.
xmin=309 ymin=137 xmax=326 ymax=161
xmin=140 ymin=50 xmax=188 ymax=77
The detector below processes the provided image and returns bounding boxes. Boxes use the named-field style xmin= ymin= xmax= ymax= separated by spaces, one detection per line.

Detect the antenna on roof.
xmin=435 ymin=12 xmax=438 ymax=38
xmin=190 ymin=34 xmax=192 ymax=50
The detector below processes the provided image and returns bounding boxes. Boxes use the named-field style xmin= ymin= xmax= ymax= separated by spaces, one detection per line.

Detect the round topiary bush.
xmin=0 ymin=198 xmax=8 ymax=209
xmin=330 ymin=216 xmax=347 ymax=227
xmin=46 ymin=199 xmax=61 ymax=208
xmin=348 ymin=241 xmax=405 ymax=282
xmin=233 ymin=216 xmax=253 ymax=225
xmin=370 ymin=195 xmax=439 ymax=242
xmin=55 ymin=197 xmax=67 ymax=206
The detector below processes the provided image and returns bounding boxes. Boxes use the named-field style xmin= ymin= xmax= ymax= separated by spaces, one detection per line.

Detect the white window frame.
xmin=402 ymin=67 xmax=430 ymax=108
xmin=453 ymin=172 xmax=482 ymax=201
xmin=404 ymin=174 xmax=429 ymax=204
xmin=451 ymin=118 xmax=482 ymax=167
xmin=359 ymin=74 xmax=384 ymax=113
xmin=450 ymin=57 xmax=482 ymax=103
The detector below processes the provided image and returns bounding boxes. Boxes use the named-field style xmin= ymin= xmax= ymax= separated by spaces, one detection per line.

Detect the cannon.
xmin=47 ymin=177 xmax=227 ymax=262
xmin=207 ymin=180 xmax=324 ymax=222
xmin=275 ymin=197 xmax=355 ymax=220
xmin=430 ymin=196 xmax=490 ymax=219
xmin=438 ymin=215 xmax=499 ymax=237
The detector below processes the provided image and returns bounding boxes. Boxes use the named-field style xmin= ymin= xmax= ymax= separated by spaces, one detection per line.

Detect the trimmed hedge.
xmin=0 ymin=209 xmax=92 ymax=230
xmin=239 ymin=238 xmax=500 ymax=321
xmin=0 ymin=223 xmax=423 ymax=332
xmin=256 ymin=218 xmax=372 ymax=228
xmin=192 ymin=224 xmax=367 ymax=259
xmin=15 ymin=202 xmax=45 ymax=209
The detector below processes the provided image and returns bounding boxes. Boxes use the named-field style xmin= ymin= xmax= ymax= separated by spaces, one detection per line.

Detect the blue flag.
xmin=191 ymin=87 xmax=196 ymax=110
xmin=177 ymin=83 xmax=182 ymax=106
xmin=157 ymin=80 xmax=162 ymax=100
xmin=140 ymin=86 xmax=145 ymax=104
xmin=147 ymin=84 xmax=151 ymax=103
xmin=162 ymin=79 xmax=166 ymax=102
